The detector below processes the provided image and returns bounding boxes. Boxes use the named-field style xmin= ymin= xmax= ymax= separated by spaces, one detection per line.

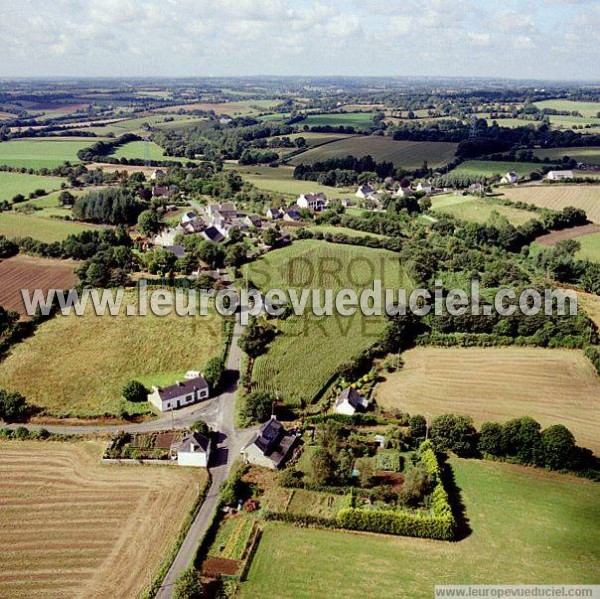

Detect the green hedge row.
xmin=336 ymin=507 xmax=455 ymax=540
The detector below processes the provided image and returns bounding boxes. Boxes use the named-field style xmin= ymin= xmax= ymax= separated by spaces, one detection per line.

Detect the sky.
xmin=0 ymin=0 xmax=599 ymax=80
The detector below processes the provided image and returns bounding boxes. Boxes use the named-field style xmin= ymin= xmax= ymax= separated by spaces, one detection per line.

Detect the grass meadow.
xmin=243 ymin=240 xmax=412 ymax=406
xmin=225 ymin=163 xmax=355 ymax=199
xmin=0 ymin=292 xmax=224 ymax=417
xmin=0 ymin=171 xmax=66 ymax=201
xmin=532 ymin=146 xmax=600 ymax=165
xmin=576 ymin=231 xmax=600 ymax=262
xmin=453 ymin=160 xmax=543 ymax=178
xmin=300 ymin=112 xmax=375 ymax=130
xmin=240 ymin=458 xmax=600 ymax=598
xmin=289 ymin=137 xmax=457 ymax=169
xmin=0 ymin=138 xmax=95 ymax=169
xmin=0 ymin=211 xmax=101 ymax=242
xmin=430 ymin=194 xmax=536 ymax=226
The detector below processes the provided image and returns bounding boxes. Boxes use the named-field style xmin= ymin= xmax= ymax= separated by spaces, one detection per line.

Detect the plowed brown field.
xmin=0 ymin=255 xmax=78 ymax=317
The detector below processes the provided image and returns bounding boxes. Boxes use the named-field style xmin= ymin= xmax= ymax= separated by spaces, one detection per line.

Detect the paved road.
xmin=155 ymin=315 xmax=252 ymax=598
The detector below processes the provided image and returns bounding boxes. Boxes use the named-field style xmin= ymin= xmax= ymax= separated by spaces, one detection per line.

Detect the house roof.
xmin=246 ymin=418 xmax=297 ymax=468
xmin=299 ymin=192 xmax=327 ymax=203
xmin=164 ymin=245 xmax=186 ymax=258
xmin=155 ymin=376 xmax=208 ymax=401
xmin=337 ymin=386 xmax=365 ymax=410
xmin=202 ymin=226 xmax=225 ymax=243
xmin=255 ymin=418 xmax=284 ymax=453
xmin=175 ymin=431 xmax=210 ymax=453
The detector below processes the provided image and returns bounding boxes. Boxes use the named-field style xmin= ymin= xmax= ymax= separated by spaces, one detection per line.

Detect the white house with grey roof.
xmin=334 ymin=386 xmax=368 ymax=416
xmin=171 ymin=431 xmax=211 ymax=467
xmin=147 ymin=374 xmax=210 ymax=412
xmin=240 ymin=417 xmax=298 ymax=469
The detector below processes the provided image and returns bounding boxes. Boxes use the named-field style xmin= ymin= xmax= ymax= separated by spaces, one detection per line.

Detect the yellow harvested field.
xmin=0 ymin=440 xmax=207 ymax=599
xmin=577 ymin=290 xmax=600 ymax=329
xmin=376 ymin=347 xmax=600 ymax=453
xmin=502 ymin=186 xmax=600 ymax=223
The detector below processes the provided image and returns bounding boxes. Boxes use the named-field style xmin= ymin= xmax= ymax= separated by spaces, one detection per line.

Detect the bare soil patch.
xmin=0 ymin=254 xmax=78 ymax=317
xmin=535 ymin=223 xmax=600 ymax=246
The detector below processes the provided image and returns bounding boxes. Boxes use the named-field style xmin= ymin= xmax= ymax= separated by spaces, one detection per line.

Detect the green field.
xmin=532 ymin=146 xmax=600 ymax=166
xmin=0 ymin=293 xmax=224 ymax=418
xmin=240 ymin=458 xmax=600 ymax=598
xmin=307 ymin=225 xmax=388 ymax=239
xmin=65 ymin=114 xmax=205 ymax=136
xmin=534 ymin=100 xmax=600 ymax=119
xmin=453 ymin=161 xmax=543 ymax=178
xmin=301 ymin=112 xmax=376 ymax=130
xmin=0 ymin=171 xmax=66 ymax=202
xmin=577 ymin=232 xmax=600 ymax=262
xmin=243 ymin=240 xmax=411 ymax=406
xmin=289 ymin=137 xmax=457 ymax=169
xmin=430 ymin=194 xmax=536 ymax=226
xmin=225 ymin=163 xmax=355 ymax=199
xmin=0 ymin=211 xmax=100 ymax=242
xmin=0 ymin=138 xmax=96 ymax=169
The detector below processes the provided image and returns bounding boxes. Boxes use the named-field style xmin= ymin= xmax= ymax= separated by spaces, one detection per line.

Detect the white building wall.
xmin=178 ymin=451 xmax=208 ymax=467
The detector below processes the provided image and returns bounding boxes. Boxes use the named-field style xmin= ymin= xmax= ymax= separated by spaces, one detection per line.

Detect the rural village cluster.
xmin=0 ymin=71 xmax=598 ymax=599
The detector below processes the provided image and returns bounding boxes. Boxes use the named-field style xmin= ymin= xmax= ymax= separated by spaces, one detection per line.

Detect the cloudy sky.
xmin=1 ymin=0 xmax=599 ymax=80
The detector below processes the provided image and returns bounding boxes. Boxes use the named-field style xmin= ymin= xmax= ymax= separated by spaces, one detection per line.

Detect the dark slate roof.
xmin=255 ymin=418 xmax=284 ymax=453
xmin=157 ymin=376 xmax=209 ymax=401
xmin=246 ymin=417 xmax=298 ymax=468
xmin=338 ymin=386 xmax=365 ymax=410
xmin=164 ymin=245 xmax=186 ymax=258
xmin=175 ymin=431 xmax=210 ymax=453
xmin=202 ymin=226 xmax=225 ymax=243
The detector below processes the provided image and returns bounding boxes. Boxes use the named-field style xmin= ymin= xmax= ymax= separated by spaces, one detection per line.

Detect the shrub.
xmin=0 ymin=389 xmax=29 ymax=423
xmin=191 ymin=419 xmax=209 ymax=435
xmin=122 ymin=380 xmax=148 ymax=403
xmin=429 ymin=414 xmax=478 ymax=456
xmin=541 ymin=424 xmax=576 ymax=471
xmin=478 ymin=422 xmax=504 ymax=456
xmin=173 ymin=567 xmax=203 ymax=599
xmin=242 ymin=391 xmax=275 ymax=423
xmin=203 ymin=356 xmax=225 ymax=392
xmin=501 ymin=416 xmax=544 ymax=466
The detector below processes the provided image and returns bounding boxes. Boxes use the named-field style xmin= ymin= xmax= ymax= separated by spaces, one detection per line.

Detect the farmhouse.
xmin=171 ymin=431 xmax=211 ymax=468
xmin=283 ymin=208 xmax=302 ymax=222
xmin=334 ymin=386 xmax=368 ymax=416
xmin=150 ymin=168 xmax=166 ymax=181
xmin=154 ymin=226 xmax=183 ymax=247
xmin=547 ymin=170 xmax=574 ymax=181
xmin=244 ymin=214 xmax=262 ymax=228
xmin=355 ymin=183 xmax=376 ymax=199
xmin=152 ymin=185 xmax=169 ymax=198
xmin=201 ymin=226 xmax=226 ymax=243
xmin=147 ymin=374 xmax=210 ymax=412
xmin=500 ymin=172 xmax=519 ymax=185
xmin=181 ymin=212 xmax=197 ymax=224
xmin=416 ymin=182 xmax=434 ymax=194
xmin=297 ymin=192 xmax=327 ymax=211
xmin=240 ymin=417 xmax=298 ymax=469
xmin=266 ymin=207 xmax=283 ymax=220
xmin=394 ymin=185 xmax=414 ymax=198
xmin=469 ymin=183 xmax=484 ymax=193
